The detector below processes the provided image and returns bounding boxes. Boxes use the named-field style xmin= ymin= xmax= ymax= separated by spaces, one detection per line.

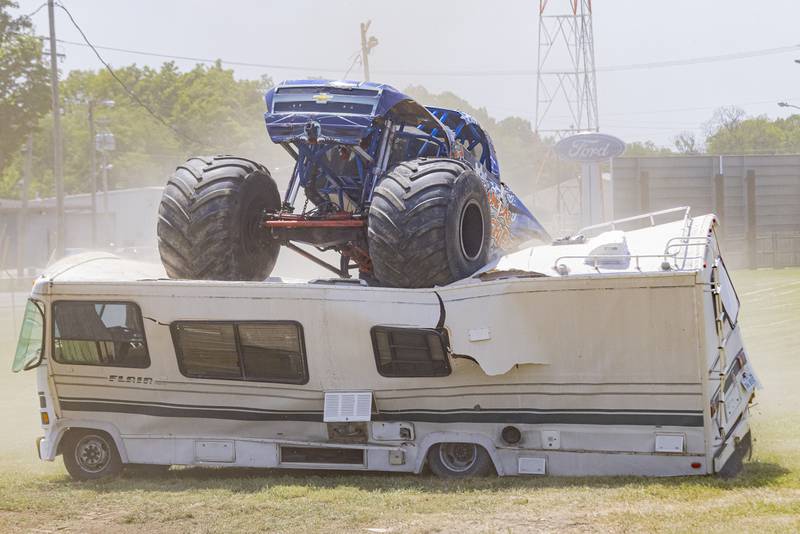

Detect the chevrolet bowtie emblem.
xmin=312 ymin=92 xmax=334 ymax=104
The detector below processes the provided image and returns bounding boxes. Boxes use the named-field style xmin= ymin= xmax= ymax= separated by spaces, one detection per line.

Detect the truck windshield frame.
xmin=11 ymin=299 xmax=45 ymax=372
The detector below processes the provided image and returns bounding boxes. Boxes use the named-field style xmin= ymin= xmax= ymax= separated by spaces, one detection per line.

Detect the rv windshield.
xmin=12 ymin=299 xmax=44 ymax=372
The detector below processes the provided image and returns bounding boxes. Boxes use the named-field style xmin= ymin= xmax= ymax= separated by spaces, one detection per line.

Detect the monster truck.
xmin=157 ymin=80 xmax=549 ymax=287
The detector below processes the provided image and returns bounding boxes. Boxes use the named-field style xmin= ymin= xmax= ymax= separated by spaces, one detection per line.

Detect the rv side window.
xmin=172 ymin=322 xmax=308 ymax=384
xmin=52 ymin=301 xmax=150 ymax=368
xmin=371 ymin=326 xmax=451 ymax=378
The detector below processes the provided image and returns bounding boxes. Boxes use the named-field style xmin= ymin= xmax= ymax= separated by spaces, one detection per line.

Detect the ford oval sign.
xmin=554 ymin=133 xmax=626 ymax=163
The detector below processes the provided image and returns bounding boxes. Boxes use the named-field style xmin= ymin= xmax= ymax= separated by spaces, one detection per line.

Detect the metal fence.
xmin=613 ymin=155 xmax=800 ymax=269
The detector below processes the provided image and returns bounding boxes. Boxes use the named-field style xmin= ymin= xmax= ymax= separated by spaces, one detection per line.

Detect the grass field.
xmin=0 ymin=269 xmax=798 ymax=533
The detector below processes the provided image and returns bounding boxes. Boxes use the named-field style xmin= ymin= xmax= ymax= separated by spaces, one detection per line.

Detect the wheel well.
xmin=416 ymin=436 xmax=501 ymax=475
xmin=56 ymin=427 xmax=120 ymax=458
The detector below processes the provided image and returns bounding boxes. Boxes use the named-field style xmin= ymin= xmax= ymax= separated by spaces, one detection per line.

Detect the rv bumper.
xmin=36 ymin=426 xmax=62 ymax=461
xmin=35 ymin=436 xmax=55 ymax=461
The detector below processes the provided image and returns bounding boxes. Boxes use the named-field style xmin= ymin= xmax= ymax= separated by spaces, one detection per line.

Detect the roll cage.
xmin=264 ymin=80 xmax=500 ymax=215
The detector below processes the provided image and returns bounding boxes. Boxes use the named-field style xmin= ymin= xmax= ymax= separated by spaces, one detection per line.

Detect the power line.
xmin=598 ymin=44 xmax=800 ymax=72
xmin=342 ymin=50 xmax=362 ymax=80
xmin=54 ymin=2 xmax=203 ymax=146
xmin=45 ymin=36 xmax=346 ymax=73
xmin=25 ymin=2 xmax=47 ymax=18
xmin=38 ymin=34 xmax=800 ymax=78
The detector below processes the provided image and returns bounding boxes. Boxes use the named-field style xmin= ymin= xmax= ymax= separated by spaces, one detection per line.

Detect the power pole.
xmin=89 ymin=100 xmax=97 ymax=248
xmin=47 ymin=0 xmax=65 ymax=258
xmin=16 ymin=135 xmax=32 ymax=278
xmin=359 ymin=20 xmax=378 ymax=81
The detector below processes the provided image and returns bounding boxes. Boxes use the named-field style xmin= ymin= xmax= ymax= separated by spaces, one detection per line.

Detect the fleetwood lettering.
xmin=109 ymin=375 xmax=153 ymax=384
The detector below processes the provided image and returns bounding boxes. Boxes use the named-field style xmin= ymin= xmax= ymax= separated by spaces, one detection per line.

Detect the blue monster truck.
xmin=157 ymin=80 xmax=549 ymax=287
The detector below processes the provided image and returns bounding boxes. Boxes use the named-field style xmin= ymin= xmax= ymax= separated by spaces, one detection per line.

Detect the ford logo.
xmin=554 ymin=133 xmax=626 ymax=163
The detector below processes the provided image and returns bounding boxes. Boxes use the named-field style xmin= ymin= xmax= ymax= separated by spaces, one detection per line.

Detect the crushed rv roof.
xmin=40 ymin=208 xmax=714 ymax=287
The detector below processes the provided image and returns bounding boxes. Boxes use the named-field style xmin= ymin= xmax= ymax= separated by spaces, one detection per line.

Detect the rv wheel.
xmin=62 ymin=429 xmax=122 ymax=481
xmin=427 ymin=442 xmax=494 ymax=478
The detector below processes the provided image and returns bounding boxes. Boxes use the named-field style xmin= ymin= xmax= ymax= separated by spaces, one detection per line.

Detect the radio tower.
xmin=535 ymin=0 xmax=599 ymax=137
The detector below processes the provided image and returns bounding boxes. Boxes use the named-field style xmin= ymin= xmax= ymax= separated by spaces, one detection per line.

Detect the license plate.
xmin=741 ymin=371 xmax=756 ymax=392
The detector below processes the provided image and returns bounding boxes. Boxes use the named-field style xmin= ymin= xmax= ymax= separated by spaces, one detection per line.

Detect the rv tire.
xmin=157 ymin=155 xmax=281 ymax=281
xmin=427 ymin=442 xmax=494 ymax=478
xmin=62 ymin=429 xmax=123 ymax=481
xmin=368 ymin=158 xmax=491 ymax=288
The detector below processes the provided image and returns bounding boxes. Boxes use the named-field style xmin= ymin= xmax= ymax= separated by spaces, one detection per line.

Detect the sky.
xmin=14 ymin=0 xmax=800 ymax=147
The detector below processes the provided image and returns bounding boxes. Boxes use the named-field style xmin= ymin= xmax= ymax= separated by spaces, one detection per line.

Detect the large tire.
xmin=157 ymin=156 xmax=281 ymax=281
xmin=368 ymin=158 xmax=491 ymax=288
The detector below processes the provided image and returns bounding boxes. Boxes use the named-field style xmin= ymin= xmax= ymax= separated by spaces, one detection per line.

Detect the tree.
xmin=673 ymin=131 xmax=700 ymax=155
xmin=0 ymin=61 xmax=289 ymax=198
xmin=623 ymin=140 xmax=673 ymax=156
xmin=704 ymin=105 xmax=746 ymax=138
xmin=0 ymin=0 xmax=50 ymax=174
xmin=706 ymin=116 xmax=787 ymax=155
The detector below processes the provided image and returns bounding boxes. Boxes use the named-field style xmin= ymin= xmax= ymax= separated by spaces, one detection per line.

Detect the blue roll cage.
xmin=264 ymin=81 xmax=500 ymax=215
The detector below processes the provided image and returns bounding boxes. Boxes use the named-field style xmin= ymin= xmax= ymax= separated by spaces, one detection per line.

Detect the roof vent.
xmin=584 ymin=230 xmax=630 ymax=269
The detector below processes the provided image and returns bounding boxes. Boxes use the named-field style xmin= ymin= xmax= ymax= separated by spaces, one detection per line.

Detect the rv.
xmin=12 ymin=208 xmax=759 ymax=479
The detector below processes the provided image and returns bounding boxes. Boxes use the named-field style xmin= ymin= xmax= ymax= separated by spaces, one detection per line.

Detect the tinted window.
xmin=173 ymin=322 xmax=308 ymax=384
xmin=53 ymin=302 xmax=150 ymax=368
xmin=239 ymin=323 xmax=306 ymax=383
xmin=173 ymin=323 xmax=240 ymax=379
xmin=371 ymin=327 xmax=450 ymax=377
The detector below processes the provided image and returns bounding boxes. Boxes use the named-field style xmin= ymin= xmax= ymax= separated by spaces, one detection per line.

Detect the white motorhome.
xmin=12 ymin=208 xmax=759 ymax=479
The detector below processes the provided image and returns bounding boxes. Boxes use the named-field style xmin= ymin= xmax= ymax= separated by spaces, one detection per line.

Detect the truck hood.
xmin=264 ymin=79 xmax=445 ymax=145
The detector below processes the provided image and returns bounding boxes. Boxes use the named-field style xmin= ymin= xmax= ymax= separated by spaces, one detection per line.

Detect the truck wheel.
xmin=427 ymin=442 xmax=494 ymax=478
xmin=368 ymin=158 xmax=491 ymax=288
xmin=157 ymin=156 xmax=281 ymax=281
xmin=62 ymin=429 xmax=122 ymax=481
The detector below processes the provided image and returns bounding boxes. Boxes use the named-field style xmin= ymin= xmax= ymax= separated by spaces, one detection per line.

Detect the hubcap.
xmin=438 ymin=442 xmax=478 ymax=473
xmin=75 ymin=435 xmax=111 ymax=473
xmin=459 ymin=200 xmax=484 ymax=261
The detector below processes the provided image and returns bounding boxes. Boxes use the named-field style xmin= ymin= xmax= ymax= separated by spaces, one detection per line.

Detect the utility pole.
xmin=16 ymin=135 xmax=32 ymax=279
xmin=47 ymin=0 xmax=65 ymax=258
xmin=88 ymin=100 xmax=97 ymax=247
xmin=101 ymin=149 xmax=109 ymax=212
xmin=359 ymin=20 xmax=378 ymax=81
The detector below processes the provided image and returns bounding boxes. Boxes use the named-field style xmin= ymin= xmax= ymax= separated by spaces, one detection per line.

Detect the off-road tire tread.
xmin=157 ymin=155 xmax=279 ymax=281
xmin=368 ymin=158 xmax=480 ymax=288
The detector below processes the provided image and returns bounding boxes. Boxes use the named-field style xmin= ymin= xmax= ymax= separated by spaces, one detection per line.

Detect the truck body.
xmin=157 ymin=80 xmax=549 ymax=288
